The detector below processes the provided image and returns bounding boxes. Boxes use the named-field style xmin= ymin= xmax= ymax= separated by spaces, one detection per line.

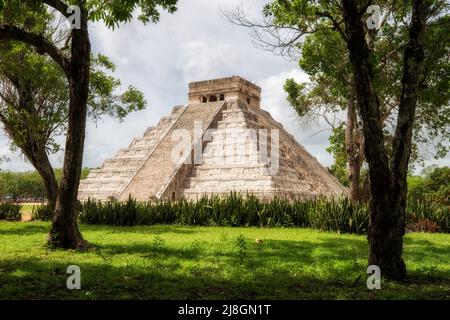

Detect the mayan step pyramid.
xmin=78 ymin=76 xmax=347 ymax=202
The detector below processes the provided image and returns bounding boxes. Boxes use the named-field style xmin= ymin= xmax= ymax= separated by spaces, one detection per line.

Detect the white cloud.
xmin=258 ymin=68 xmax=309 ymax=123
xmin=177 ymin=40 xmax=239 ymax=83
xmin=258 ymin=69 xmax=335 ymax=167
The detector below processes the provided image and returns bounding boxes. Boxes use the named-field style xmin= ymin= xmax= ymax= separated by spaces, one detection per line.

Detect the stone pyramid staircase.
xmin=78 ymin=105 xmax=185 ymax=201
xmin=180 ymin=102 xmax=347 ymax=201
xmin=118 ymin=101 xmax=225 ymax=201
xmin=181 ymin=103 xmax=274 ymax=200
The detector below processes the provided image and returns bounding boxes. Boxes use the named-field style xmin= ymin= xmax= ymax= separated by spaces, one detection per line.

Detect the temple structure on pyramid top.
xmin=78 ymin=76 xmax=347 ymax=202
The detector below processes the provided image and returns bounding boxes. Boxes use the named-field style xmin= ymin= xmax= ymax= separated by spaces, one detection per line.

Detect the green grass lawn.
xmin=0 ymin=221 xmax=448 ymax=299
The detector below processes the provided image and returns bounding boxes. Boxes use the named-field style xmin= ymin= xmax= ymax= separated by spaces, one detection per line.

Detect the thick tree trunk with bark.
xmin=47 ymin=8 xmax=91 ymax=250
xmin=345 ymin=81 xmax=364 ymax=202
xmin=386 ymin=0 xmax=427 ymax=274
xmin=23 ymin=141 xmax=59 ymax=209
xmin=360 ymin=174 xmax=371 ymax=203
xmin=348 ymin=158 xmax=361 ymax=201
xmin=341 ymin=0 xmax=428 ymax=280
xmin=1 ymin=120 xmax=58 ymax=209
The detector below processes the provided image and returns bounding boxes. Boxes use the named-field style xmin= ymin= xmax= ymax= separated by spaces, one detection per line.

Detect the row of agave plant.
xmin=66 ymin=193 xmax=448 ymax=234
xmin=0 ymin=202 xmax=22 ymax=221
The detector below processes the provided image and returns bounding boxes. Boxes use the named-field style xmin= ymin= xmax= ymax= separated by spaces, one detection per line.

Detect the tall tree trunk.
xmin=47 ymin=7 xmax=91 ymax=250
xmin=360 ymin=173 xmax=371 ymax=203
xmin=341 ymin=0 xmax=428 ymax=280
xmin=1 ymin=121 xmax=58 ymax=209
xmin=22 ymin=141 xmax=58 ymax=210
xmin=347 ymin=151 xmax=361 ymax=201
xmin=345 ymin=80 xmax=363 ymax=201
xmin=388 ymin=0 xmax=427 ymax=273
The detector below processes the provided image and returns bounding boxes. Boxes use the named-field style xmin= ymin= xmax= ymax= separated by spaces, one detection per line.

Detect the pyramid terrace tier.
xmin=78 ymin=105 xmax=187 ymax=201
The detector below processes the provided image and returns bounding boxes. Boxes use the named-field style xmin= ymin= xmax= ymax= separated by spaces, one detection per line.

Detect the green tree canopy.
xmin=0 ymin=0 xmax=179 ymax=249
xmin=282 ymin=3 xmax=449 ymax=165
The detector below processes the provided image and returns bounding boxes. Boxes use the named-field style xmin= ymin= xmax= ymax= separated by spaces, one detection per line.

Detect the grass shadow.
xmin=0 ymin=223 xmax=49 ymax=236
xmin=0 ymin=254 xmax=448 ymax=300
xmin=82 ymin=224 xmax=201 ymax=235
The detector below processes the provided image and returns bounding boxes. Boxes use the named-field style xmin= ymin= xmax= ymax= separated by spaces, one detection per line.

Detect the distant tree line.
xmin=0 ymin=168 xmax=90 ymax=202
xmin=407 ymin=166 xmax=449 ymax=207
xmin=327 ymin=164 xmax=448 ymax=208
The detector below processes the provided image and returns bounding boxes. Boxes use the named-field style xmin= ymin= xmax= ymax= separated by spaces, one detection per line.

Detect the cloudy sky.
xmin=0 ymin=0 xmax=446 ymax=172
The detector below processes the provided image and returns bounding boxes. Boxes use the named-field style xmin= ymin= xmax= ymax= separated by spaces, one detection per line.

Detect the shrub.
xmin=407 ymin=200 xmax=449 ymax=233
xmin=234 ymin=234 xmax=248 ymax=263
xmin=0 ymin=203 xmax=22 ymax=221
xmin=31 ymin=205 xmax=53 ymax=221
xmin=407 ymin=215 xmax=441 ymax=233
xmin=77 ymin=194 xmax=448 ymax=234
xmin=408 ymin=166 xmax=450 ymax=207
xmin=151 ymin=236 xmax=166 ymax=252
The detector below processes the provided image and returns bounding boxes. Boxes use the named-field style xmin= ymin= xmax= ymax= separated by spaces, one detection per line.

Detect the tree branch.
xmin=0 ymin=25 xmax=70 ymax=75
xmin=43 ymin=0 xmax=71 ymax=19
xmin=315 ymin=11 xmax=347 ymax=41
xmin=220 ymin=5 xmax=316 ymax=60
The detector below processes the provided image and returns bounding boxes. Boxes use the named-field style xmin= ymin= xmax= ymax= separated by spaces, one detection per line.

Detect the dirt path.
xmin=21 ymin=213 xmax=33 ymax=222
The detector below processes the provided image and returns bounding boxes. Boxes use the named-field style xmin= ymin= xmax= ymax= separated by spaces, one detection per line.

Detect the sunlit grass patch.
xmin=0 ymin=221 xmax=448 ymax=299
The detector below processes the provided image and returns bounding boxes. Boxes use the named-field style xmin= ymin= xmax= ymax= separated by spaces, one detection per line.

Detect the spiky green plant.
xmin=0 ymin=203 xmax=22 ymax=221
xmin=77 ymin=194 xmax=448 ymax=234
